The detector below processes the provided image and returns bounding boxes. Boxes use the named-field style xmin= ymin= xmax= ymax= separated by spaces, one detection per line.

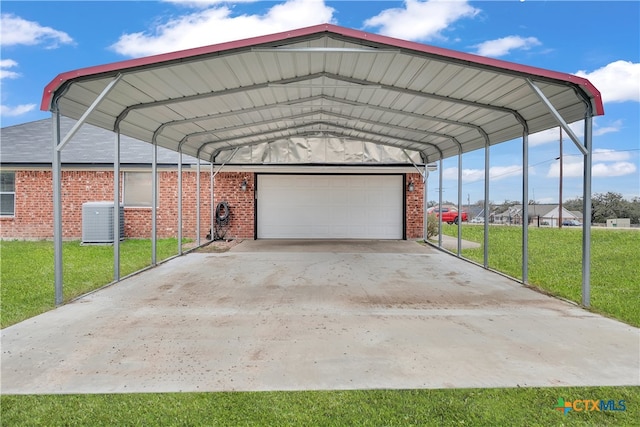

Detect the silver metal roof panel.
xmin=41 ymin=24 xmax=603 ymax=164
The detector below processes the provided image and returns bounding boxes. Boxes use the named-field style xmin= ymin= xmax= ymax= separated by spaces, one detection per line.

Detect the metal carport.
xmin=41 ymin=24 xmax=603 ymax=307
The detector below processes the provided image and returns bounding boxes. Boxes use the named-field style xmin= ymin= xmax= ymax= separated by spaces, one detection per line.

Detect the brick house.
xmin=0 ymin=117 xmax=214 ymax=240
xmin=1 ymin=117 xmax=424 ymax=241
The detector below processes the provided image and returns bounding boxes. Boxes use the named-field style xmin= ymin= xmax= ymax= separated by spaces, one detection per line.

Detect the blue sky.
xmin=1 ymin=0 xmax=638 ymax=205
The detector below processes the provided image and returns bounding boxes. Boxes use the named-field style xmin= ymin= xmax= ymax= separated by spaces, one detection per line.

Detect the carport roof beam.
xmin=526 ymin=79 xmax=588 ymax=155
xmin=403 ymin=150 xmax=428 ymax=178
xmin=156 ymin=94 xmax=488 ymax=150
xmin=182 ymin=109 xmax=458 ymax=151
xmin=57 ymin=74 xmax=122 ymax=151
xmin=251 ymin=47 xmax=401 ymax=53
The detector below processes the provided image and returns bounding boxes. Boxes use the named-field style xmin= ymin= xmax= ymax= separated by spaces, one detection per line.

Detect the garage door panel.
xmin=258 ymin=175 xmax=403 ymax=239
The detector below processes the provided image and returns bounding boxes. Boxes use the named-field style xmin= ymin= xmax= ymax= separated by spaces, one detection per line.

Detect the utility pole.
xmin=559 ymin=127 xmax=563 ymax=228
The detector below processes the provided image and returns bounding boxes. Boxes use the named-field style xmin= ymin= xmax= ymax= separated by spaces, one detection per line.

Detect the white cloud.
xmin=472 ymin=35 xmax=541 ymax=57
xmin=489 ymin=165 xmax=524 ymax=180
xmin=0 ymin=104 xmax=37 ymax=117
xmin=536 ymin=197 xmax=557 ymax=204
xmin=593 ymin=162 xmax=636 ymax=177
xmin=593 ymin=120 xmax=623 ymax=137
xmin=592 ymin=148 xmax=630 ymax=162
xmin=575 ymin=60 xmax=640 ymax=103
xmin=164 ymin=0 xmax=256 ymax=7
xmin=528 ymin=119 xmax=623 ymax=147
xmin=110 ymin=0 xmax=336 ymax=57
xmin=529 ymin=123 xmax=584 ymax=147
xmin=363 ymin=0 xmax=479 ymax=42
xmin=0 ymin=14 xmax=73 ymax=48
xmin=0 ymin=59 xmax=17 ymax=68
xmin=442 ymin=165 xmax=523 ymax=182
xmin=547 ymin=157 xmax=637 ymax=178
xmin=0 ymin=59 xmax=20 ymax=80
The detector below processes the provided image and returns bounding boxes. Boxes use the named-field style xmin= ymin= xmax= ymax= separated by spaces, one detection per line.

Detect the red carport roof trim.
xmin=41 ymin=23 xmax=604 ymax=115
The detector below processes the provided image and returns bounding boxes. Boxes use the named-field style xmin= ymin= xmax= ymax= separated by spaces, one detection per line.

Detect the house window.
xmin=0 ymin=171 xmax=16 ymax=216
xmin=123 ymin=172 xmax=154 ymax=207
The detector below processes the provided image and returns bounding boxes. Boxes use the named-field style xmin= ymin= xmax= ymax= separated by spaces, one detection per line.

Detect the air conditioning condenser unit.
xmin=82 ymin=201 xmax=125 ymax=243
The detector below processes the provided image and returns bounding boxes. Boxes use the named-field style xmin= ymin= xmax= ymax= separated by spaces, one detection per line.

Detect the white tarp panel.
xmin=257 ymin=174 xmax=403 ymax=239
xmin=216 ymin=137 xmax=422 ymax=164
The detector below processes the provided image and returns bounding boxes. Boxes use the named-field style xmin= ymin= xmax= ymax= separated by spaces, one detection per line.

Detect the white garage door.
xmin=257 ymin=174 xmax=403 ymax=239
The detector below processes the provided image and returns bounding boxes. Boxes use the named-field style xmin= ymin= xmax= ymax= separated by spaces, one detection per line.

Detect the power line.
xmin=455 ymin=147 xmax=640 ymax=186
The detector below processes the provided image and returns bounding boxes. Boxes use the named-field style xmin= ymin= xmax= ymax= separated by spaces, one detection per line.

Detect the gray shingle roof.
xmin=1 ymin=117 xmax=199 ymax=165
xmin=495 ymin=204 xmax=582 ymax=218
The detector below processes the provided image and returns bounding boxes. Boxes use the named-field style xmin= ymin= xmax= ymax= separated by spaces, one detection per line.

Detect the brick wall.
xmin=212 ymin=172 xmax=255 ymax=239
xmin=1 ymin=170 xmax=423 ymax=240
xmin=0 ymin=169 xmax=212 ymax=240
xmin=406 ymin=172 xmax=425 ymax=239
xmin=1 ymin=170 xmax=55 ymax=239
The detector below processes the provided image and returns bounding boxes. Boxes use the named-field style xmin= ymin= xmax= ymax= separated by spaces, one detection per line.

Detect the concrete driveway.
xmin=2 ymin=240 xmax=638 ymax=394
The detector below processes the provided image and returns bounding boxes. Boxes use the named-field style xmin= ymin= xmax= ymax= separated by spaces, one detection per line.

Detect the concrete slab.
xmin=2 ymin=240 xmax=638 ymax=394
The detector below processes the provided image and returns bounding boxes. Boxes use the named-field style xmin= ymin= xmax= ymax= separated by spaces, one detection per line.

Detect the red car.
xmin=427 ymin=207 xmax=468 ymax=224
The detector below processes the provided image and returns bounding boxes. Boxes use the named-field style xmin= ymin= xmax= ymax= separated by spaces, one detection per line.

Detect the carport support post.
xmin=438 ymin=158 xmax=443 ymax=247
xmin=423 ymin=165 xmax=428 ymax=241
xmin=52 ymin=111 xmax=63 ymax=305
xmin=210 ymin=164 xmax=214 ymax=241
xmin=582 ymin=116 xmax=593 ymax=307
xmin=457 ymin=151 xmax=462 ymax=256
xmin=114 ymin=132 xmax=120 ymax=281
xmin=196 ymin=158 xmax=201 ymax=246
xmin=483 ymin=142 xmax=490 ymax=268
xmin=151 ymin=142 xmax=157 ymax=265
xmin=522 ymin=133 xmax=529 ymax=284
xmin=178 ymin=151 xmax=183 ymax=255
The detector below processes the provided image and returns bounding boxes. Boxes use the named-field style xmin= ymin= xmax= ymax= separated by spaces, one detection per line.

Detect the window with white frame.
xmin=0 ymin=171 xmax=16 ymax=216
xmin=123 ymin=172 xmax=154 ymax=207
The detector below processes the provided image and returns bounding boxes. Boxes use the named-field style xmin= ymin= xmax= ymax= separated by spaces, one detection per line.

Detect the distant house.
xmin=492 ymin=204 xmax=581 ymax=227
xmin=570 ymin=211 xmax=583 ymax=221
xmin=466 ymin=205 xmax=485 ymax=220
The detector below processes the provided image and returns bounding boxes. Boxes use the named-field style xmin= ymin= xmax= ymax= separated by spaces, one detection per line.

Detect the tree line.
xmin=562 ymin=192 xmax=640 ymax=225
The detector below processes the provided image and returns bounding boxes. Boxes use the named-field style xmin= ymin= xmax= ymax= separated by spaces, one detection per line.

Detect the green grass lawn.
xmin=438 ymin=225 xmax=640 ymax=327
xmin=0 ymin=239 xmax=183 ymax=328
xmin=1 ymin=387 xmax=638 ymax=426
